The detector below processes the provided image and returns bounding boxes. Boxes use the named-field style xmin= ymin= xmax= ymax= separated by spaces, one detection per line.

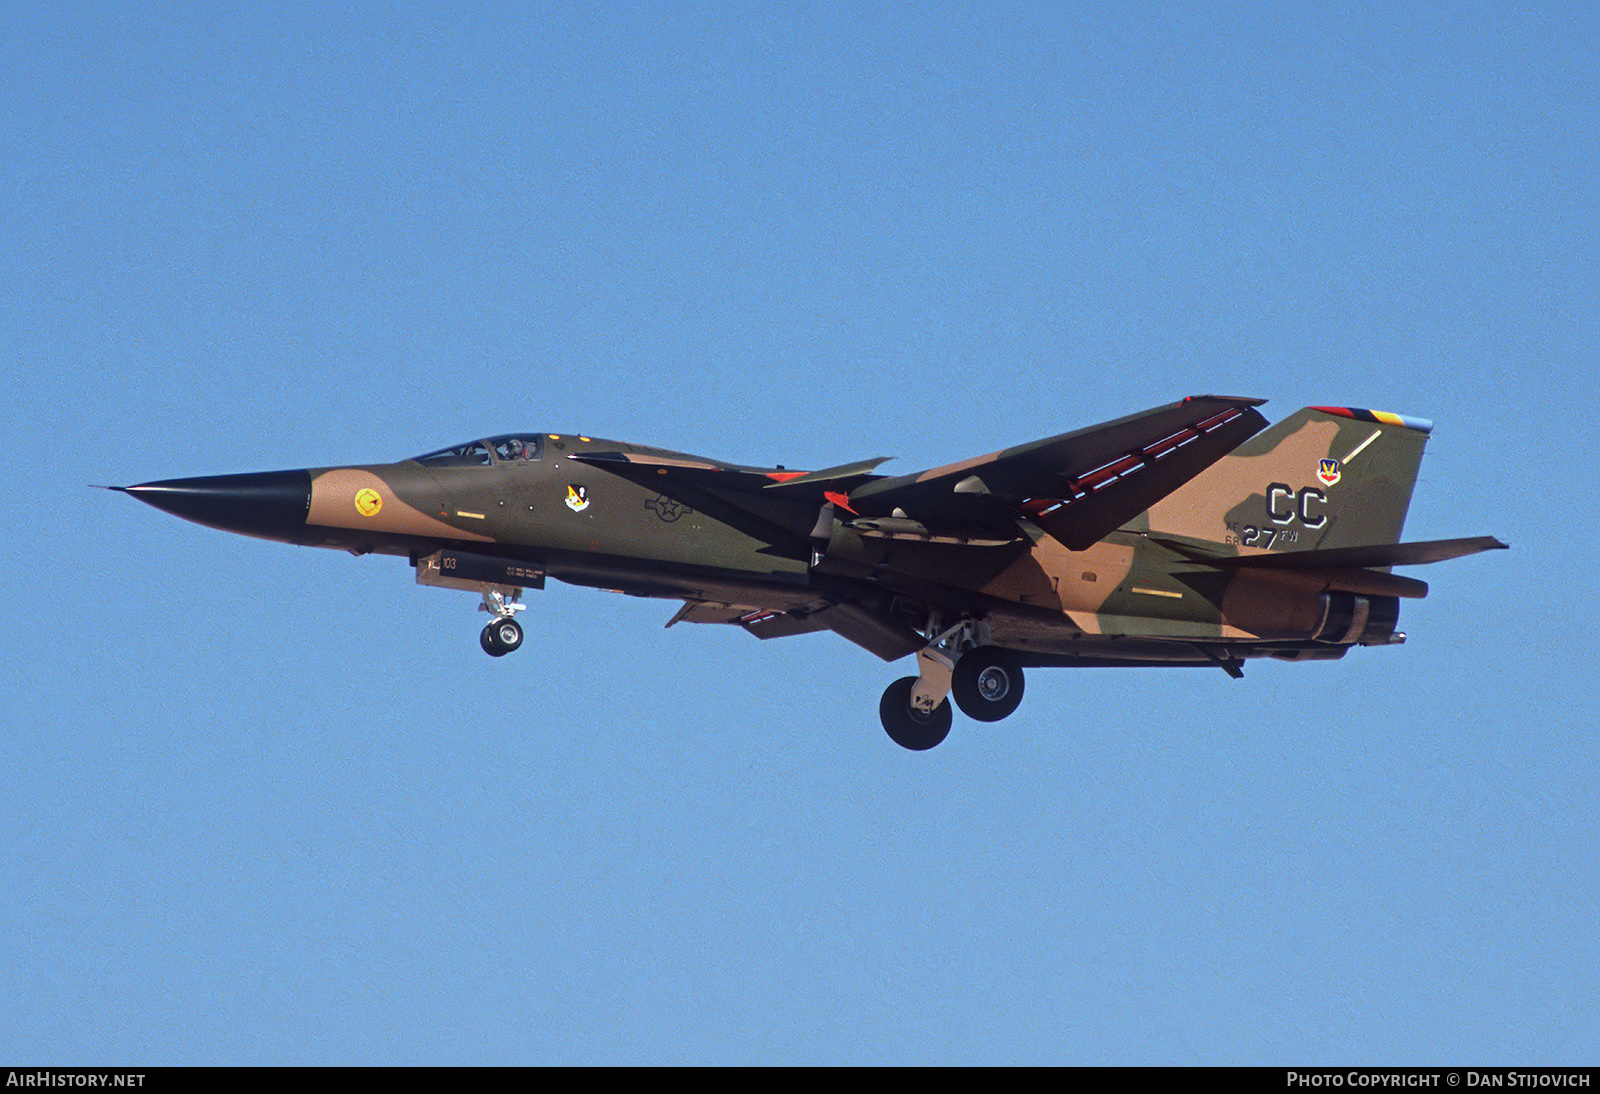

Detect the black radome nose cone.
xmin=122 ymin=470 xmax=313 ymax=540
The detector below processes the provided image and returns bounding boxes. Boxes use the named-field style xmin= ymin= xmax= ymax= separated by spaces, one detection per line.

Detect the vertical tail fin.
xmin=1138 ymin=406 xmax=1433 ymax=551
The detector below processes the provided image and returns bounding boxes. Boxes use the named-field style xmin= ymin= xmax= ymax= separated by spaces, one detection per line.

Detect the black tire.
xmin=951 ymin=648 xmax=1025 ymax=722
xmin=492 ymin=617 xmax=523 ymax=653
xmin=879 ymin=676 xmax=952 ymax=751
xmin=480 ymin=623 xmax=505 ymax=656
xmin=481 ymin=620 xmax=520 ymax=657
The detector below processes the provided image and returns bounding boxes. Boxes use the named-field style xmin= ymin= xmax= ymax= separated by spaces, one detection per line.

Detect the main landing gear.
xmin=878 ymin=618 xmax=1026 ymax=750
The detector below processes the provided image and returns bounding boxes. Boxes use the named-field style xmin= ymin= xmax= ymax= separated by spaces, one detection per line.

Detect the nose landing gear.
xmin=477 ymin=589 xmax=526 ymax=657
xmin=480 ymin=617 xmax=524 ymax=657
xmin=413 ymin=551 xmax=536 ymax=659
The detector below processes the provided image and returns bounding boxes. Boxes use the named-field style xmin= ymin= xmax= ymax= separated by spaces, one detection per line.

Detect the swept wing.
xmin=846 ymin=395 xmax=1268 ymax=548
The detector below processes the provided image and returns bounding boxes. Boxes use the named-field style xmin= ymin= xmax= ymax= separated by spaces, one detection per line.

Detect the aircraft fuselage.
xmin=116 ymin=399 xmax=1503 ymax=749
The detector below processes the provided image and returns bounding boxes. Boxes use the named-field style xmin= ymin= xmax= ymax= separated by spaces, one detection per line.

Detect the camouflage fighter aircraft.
xmin=114 ymin=397 xmax=1505 ymax=749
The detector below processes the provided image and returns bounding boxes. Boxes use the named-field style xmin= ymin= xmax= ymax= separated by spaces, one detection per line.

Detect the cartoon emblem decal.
xmin=354 ymin=488 xmax=383 ymax=517
xmin=565 ymin=484 xmax=590 ymax=512
xmin=1317 ymin=458 xmax=1341 ymax=487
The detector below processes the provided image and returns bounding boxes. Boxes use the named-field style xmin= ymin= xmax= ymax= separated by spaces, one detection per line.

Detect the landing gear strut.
xmin=413 ymin=551 xmax=532 ymax=659
xmin=877 ymin=616 xmax=1028 ymax=749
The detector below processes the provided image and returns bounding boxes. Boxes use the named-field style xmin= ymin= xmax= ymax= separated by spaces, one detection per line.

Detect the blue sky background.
xmin=3 ymin=2 xmax=1595 ymax=1065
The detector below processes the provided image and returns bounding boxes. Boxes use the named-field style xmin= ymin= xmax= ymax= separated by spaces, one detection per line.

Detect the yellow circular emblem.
xmin=354 ymin=488 xmax=383 ymax=517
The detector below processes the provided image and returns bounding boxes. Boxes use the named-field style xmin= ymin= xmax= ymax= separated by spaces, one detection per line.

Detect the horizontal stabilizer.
xmin=1211 ymin=536 xmax=1508 ymax=571
xmin=1298 ymin=568 xmax=1429 ymax=599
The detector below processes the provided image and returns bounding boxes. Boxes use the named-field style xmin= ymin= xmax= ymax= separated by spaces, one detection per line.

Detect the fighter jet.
xmin=114 ymin=396 xmax=1504 ymax=750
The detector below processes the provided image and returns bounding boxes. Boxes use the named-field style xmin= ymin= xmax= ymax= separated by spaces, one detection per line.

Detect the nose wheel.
xmin=481 ymin=617 xmax=524 ymax=657
xmin=474 ymin=587 xmax=527 ymax=657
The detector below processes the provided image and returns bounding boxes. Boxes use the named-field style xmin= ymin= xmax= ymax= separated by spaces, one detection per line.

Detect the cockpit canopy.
xmin=412 ymin=434 xmax=545 ymax=466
